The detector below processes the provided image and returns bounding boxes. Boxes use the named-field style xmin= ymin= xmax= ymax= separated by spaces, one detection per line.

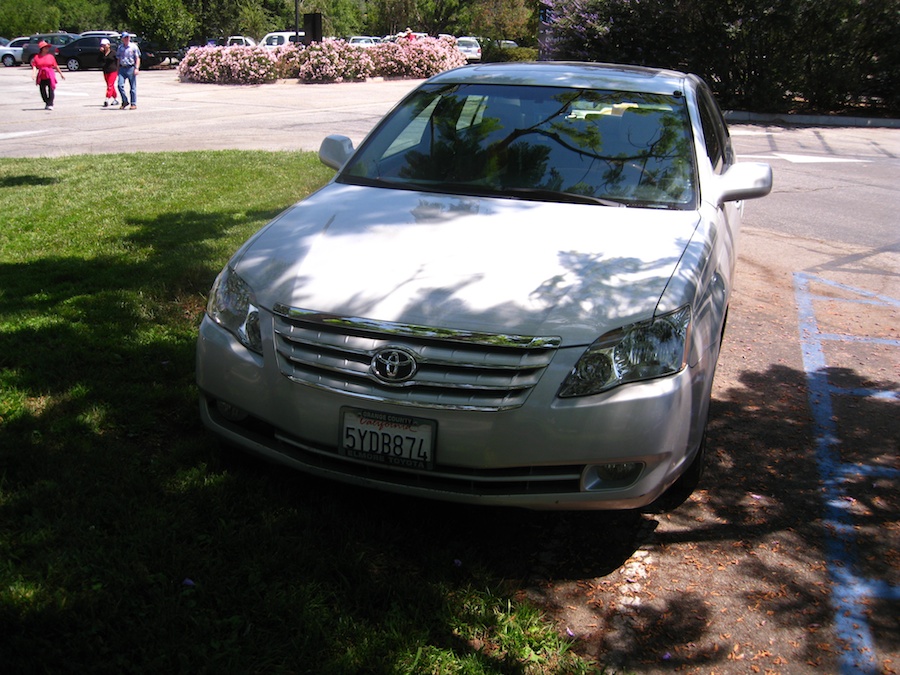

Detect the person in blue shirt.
xmin=116 ymin=32 xmax=141 ymax=110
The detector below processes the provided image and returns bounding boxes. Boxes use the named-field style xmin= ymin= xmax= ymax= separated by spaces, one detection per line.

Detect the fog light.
xmin=583 ymin=462 xmax=643 ymax=490
xmin=216 ymin=400 xmax=249 ymax=422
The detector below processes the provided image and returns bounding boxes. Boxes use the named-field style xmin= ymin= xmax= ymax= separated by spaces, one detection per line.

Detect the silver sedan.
xmin=196 ymin=62 xmax=772 ymax=510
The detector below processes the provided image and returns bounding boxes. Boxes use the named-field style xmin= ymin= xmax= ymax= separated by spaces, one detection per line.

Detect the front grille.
xmin=272 ymin=305 xmax=561 ymax=411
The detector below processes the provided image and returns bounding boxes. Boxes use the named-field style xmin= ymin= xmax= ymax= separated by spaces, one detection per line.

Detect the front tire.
xmin=1 ymin=54 xmax=15 ymax=67
xmin=66 ymin=58 xmax=80 ymax=72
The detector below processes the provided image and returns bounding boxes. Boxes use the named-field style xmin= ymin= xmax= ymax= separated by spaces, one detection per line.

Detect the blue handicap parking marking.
xmin=793 ymin=272 xmax=899 ymax=675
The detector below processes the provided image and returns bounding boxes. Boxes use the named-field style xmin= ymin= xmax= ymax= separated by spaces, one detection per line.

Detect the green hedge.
xmin=483 ymin=46 xmax=538 ymax=63
xmin=544 ymin=0 xmax=900 ymax=115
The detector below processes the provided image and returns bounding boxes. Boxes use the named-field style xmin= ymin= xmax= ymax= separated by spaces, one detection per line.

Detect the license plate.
xmin=339 ymin=408 xmax=436 ymax=470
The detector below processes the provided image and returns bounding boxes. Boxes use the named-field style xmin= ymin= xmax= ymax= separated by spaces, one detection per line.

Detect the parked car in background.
xmin=456 ymin=36 xmax=482 ymax=62
xmin=260 ymin=31 xmax=305 ymax=48
xmin=56 ymin=35 xmax=117 ymax=71
xmin=499 ymin=39 xmax=519 ymax=49
xmin=133 ymin=37 xmax=164 ymax=67
xmin=0 ymin=37 xmax=8 ymax=46
xmin=0 ymin=36 xmax=28 ymax=67
xmin=196 ymin=61 xmax=772 ymax=512
xmin=225 ymin=35 xmax=257 ymax=46
xmin=22 ymin=32 xmax=79 ymax=64
xmin=80 ymin=30 xmax=120 ymax=39
xmin=348 ymin=36 xmax=379 ymax=47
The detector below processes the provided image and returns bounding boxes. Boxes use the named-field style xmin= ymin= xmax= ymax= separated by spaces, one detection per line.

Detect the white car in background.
xmin=260 ymin=31 xmax=305 ymax=48
xmin=80 ymin=30 xmax=120 ymax=39
xmin=197 ymin=62 xmax=772 ymax=511
xmin=226 ymin=35 xmax=257 ymax=46
xmin=456 ymin=36 xmax=481 ymax=62
xmin=348 ymin=36 xmax=380 ymax=47
xmin=0 ymin=36 xmax=27 ymax=66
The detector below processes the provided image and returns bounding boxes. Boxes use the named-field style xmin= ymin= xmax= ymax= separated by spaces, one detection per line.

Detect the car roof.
xmin=427 ymin=61 xmax=691 ymax=96
xmin=30 ymin=32 xmax=78 ymax=39
xmin=67 ymin=36 xmax=108 ymax=44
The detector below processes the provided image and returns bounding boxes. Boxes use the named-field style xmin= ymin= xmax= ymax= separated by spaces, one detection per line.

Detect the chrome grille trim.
xmin=272 ymin=305 xmax=561 ymax=411
xmin=273 ymin=305 xmax=561 ymax=349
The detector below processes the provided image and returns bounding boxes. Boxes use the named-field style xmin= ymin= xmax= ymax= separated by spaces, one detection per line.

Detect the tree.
xmin=130 ymin=0 xmax=197 ymax=48
xmin=301 ymin=0 xmax=365 ymax=37
xmin=542 ymin=0 xmax=899 ymax=114
xmin=468 ymin=0 xmax=531 ymax=41
xmin=0 ymin=0 xmax=62 ymax=37
xmin=56 ymin=0 xmax=112 ymax=32
xmin=366 ymin=0 xmax=419 ymax=35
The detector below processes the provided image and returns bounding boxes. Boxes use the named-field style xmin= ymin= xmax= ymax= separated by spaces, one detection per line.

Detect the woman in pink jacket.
xmin=31 ymin=41 xmax=65 ymax=110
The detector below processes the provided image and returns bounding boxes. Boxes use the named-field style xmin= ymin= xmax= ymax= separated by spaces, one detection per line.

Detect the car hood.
xmin=233 ymin=183 xmax=700 ymax=345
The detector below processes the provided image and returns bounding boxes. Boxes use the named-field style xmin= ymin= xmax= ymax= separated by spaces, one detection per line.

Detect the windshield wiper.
xmin=501 ymin=187 xmax=627 ymax=207
xmin=407 ymin=181 xmax=628 ymax=207
xmin=341 ymin=177 xmax=630 ymax=207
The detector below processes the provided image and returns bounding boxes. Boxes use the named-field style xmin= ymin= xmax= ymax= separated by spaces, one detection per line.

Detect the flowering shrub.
xmin=297 ymin=39 xmax=374 ymax=83
xmin=367 ymin=42 xmax=405 ymax=78
xmin=274 ymin=45 xmax=304 ymax=80
xmin=177 ymin=36 xmax=466 ymax=85
xmin=370 ymin=37 xmax=467 ymax=79
xmin=177 ymin=46 xmax=278 ymax=84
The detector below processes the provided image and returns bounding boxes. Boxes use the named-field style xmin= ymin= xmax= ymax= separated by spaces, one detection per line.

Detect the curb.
xmin=725 ymin=110 xmax=900 ymax=129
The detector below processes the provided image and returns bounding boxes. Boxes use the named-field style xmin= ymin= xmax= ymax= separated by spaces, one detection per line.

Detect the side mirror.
xmin=715 ymin=162 xmax=773 ymax=205
xmin=318 ymin=134 xmax=355 ymax=171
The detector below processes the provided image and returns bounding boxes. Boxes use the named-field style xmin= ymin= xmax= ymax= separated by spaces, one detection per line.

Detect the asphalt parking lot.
xmin=1 ymin=65 xmax=897 ymax=674
xmin=0 ymin=67 xmax=421 ymax=156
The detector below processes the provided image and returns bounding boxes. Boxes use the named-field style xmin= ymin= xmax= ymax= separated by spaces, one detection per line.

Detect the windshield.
xmin=340 ymin=83 xmax=697 ymax=208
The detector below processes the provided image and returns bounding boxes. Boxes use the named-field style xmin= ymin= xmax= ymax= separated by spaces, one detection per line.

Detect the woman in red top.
xmin=31 ymin=41 xmax=65 ymax=110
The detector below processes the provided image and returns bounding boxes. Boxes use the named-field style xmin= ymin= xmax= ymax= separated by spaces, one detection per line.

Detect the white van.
xmin=260 ymin=31 xmax=304 ymax=48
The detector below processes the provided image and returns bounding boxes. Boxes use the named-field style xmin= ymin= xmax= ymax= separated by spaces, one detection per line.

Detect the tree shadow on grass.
xmin=0 ymin=174 xmax=60 ymax=188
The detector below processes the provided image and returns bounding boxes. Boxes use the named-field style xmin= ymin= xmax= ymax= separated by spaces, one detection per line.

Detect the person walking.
xmin=31 ymin=41 xmax=65 ymax=110
xmin=116 ymin=32 xmax=141 ymax=110
xmin=99 ymin=38 xmax=118 ymax=107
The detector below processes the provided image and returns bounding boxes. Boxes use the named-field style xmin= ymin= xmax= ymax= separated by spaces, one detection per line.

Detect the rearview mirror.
xmin=715 ymin=162 xmax=773 ymax=204
xmin=318 ymin=134 xmax=355 ymax=170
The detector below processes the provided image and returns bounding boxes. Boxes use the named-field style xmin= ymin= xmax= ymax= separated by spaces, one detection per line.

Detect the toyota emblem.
xmin=371 ymin=347 xmax=418 ymax=383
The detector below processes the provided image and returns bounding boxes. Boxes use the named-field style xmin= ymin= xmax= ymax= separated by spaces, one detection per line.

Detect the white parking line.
xmin=738 ymin=153 xmax=869 ymax=163
xmin=0 ymin=130 xmax=49 ymax=140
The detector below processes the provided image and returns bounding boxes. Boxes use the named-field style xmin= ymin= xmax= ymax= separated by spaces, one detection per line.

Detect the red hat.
xmin=38 ymin=40 xmax=50 ymax=49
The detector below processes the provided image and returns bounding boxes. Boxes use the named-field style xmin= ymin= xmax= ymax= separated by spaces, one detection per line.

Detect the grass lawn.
xmin=0 ymin=151 xmax=601 ymax=674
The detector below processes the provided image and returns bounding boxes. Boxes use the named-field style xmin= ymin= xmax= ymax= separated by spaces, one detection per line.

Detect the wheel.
xmin=1 ymin=54 xmax=15 ymax=67
xmin=66 ymin=58 xmax=81 ymax=72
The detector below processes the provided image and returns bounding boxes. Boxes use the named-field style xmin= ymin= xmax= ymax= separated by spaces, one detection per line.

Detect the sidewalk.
xmin=726 ymin=110 xmax=900 ymax=128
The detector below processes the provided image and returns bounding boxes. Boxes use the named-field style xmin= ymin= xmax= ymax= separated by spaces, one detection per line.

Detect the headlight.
xmin=206 ymin=266 xmax=263 ymax=354
xmin=558 ymin=306 xmax=691 ymax=397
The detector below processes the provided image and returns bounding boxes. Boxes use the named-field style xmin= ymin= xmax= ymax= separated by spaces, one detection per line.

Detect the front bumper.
xmin=196 ymin=315 xmax=712 ymax=510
